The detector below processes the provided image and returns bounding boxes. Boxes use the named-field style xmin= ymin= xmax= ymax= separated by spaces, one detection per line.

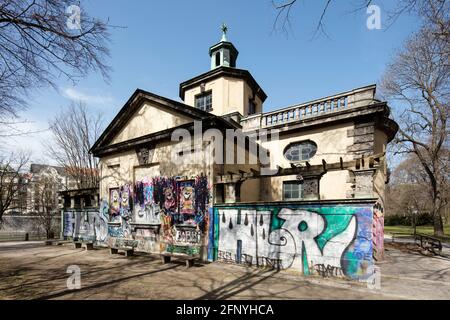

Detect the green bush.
xmin=385 ymin=215 xmax=409 ymax=226
xmin=384 ymin=212 xmax=433 ymax=226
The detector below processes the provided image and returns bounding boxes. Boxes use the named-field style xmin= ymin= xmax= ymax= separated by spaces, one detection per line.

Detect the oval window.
xmin=283 ymin=140 xmax=317 ymax=162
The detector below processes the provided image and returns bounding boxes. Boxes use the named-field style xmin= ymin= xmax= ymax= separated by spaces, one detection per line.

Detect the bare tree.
xmin=272 ymin=0 xmax=372 ymax=36
xmin=0 ymin=0 xmax=111 ymax=130
xmin=380 ymin=22 xmax=449 ymax=235
xmin=46 ymin=101 xmax=103 ymax=189
xmin=0 ymin=151 xmax=29 ymax=225
xmin=272 ymin=0 xmax=448 ymax=39
xmin=33 ymin=168 xmax=60 ymax=238
xmin=386 ymin=155 xmax=446 ymax=234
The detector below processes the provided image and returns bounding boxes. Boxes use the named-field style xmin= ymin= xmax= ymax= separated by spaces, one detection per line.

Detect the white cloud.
xmin=62 ymin=87 xmax=115 ymax=106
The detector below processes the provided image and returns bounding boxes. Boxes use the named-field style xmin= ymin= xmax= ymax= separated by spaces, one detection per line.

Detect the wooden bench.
xmin=160 ymin=253 xmax=198 ymax=268
xmin=73 ymin=241 xmax=94 ymax=250
xmin=415 ymin=234 xmax=442 ymax=255
xmin=110 ymin=246 xmax=134 ymax=257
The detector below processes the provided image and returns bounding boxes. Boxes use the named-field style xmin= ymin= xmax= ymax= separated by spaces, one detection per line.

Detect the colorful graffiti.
xmin=102 ymin=175 xmax=210 ymax=257
xmin=372 ymin=202 xmax=384 ymax=261
xmin=179 ymin=181 xmax=195 ymax=215
xmin=109 ymin=188 xmax=120 ymax=215
xmin=63 ymin=212 xmax=74 ymax=237
xmin=62 ymin=209 xmax=109 ymax=245
xmin=210 ymin=204 xmax=376 ymax=279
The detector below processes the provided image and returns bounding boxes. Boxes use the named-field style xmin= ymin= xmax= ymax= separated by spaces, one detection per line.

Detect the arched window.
xmin=215 ymin=52 xmax=221 ymax=67
xmin=283 ymin=140 xmax=317 ymax=162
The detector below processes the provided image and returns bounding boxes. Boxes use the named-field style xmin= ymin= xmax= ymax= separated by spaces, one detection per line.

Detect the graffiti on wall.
xmin=63 ymin=212 xmax=74 ymax=237
xmin=372 ymin=202 xmax=384 ymax=261
xmin=211 ymin=204 xmax=376 ymax=279
xmin=109 ymin=188 xmax=120 ymax=216
xmin=179 ymin=181 xmax=195 ymax=215
xmin=63 ymin=209 xmax=109 ymax=245
xmin=102 ymin=175 xmax=210 ymax=256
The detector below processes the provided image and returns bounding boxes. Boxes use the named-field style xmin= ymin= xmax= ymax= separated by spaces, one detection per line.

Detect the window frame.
xmin=215 ymin=52 xmax=221 ymax=67
xmin=283 ymin=140 xmax=318 ymax=162
xmin=195 ymin=91 xmax=213 ymax=112
xmin=248 ymin=99 xmax=256 ymax=115
xmin=282 ymin=181 xmax=304 ymax=201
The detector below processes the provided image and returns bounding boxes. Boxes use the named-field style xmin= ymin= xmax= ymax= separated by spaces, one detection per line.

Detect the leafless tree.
xmin=33 ymin=169 xmax=60 ymax=238
xmin=272 ymin=0 xmax=448 ymax=39
xmin=386 ymin=155 xmax=448 ymax=234
xmin=272 ymin=0 xmax=372 ymax=37
xmin=380 ymin=20 xmax=449 ymax=235
xmin=0 ymin=0 xmax=111 ymax=132
xmin=46 ymin=101 xmax=103 ymax=189
xmin=0 ymin=151 xmax=30 ymax=225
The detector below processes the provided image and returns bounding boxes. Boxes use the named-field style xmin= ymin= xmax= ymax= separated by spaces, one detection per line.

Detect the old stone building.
xmin=64 ymin=28 xmax=398 ymax=280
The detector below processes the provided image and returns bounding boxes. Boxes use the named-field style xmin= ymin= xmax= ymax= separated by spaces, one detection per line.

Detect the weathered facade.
xmin=77 ymin=29 xmax=398 ymax=280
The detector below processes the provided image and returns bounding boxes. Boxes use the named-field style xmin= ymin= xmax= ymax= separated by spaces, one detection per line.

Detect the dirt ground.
xmin=0 ymin=241 xmax=449 ymax=300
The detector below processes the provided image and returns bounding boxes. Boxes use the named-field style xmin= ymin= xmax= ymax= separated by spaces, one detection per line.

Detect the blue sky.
xmin=6 ymin=0 xmax=420 ymax=161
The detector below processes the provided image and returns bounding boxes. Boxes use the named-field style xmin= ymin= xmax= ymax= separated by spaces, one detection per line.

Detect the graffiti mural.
xmin=211 ymin=203 xmax=377 ymax=280
xmin=109 ymin=188 xmax=120 ymax=216
xmin=102 ymin=175 xmax=210 ymax=257
xmin=63 ymin=212 xmax=74 ymax=237
xmin=62 ymin=209 xmax=109 ymax=245
xmin=179 ymin=180 xmax=195 ymax=215
xmin=372 ymin=202 xmax=384 ymax=261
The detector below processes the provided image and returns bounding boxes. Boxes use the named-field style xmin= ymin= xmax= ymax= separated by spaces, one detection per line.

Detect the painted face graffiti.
xmin=110 ymin=189 xmax=120 ymax=215
xmin=180 ymin=184 xmax=194 ymax=215
xmin=121 ymin=191 xmax=129 ymax=207
xmin=164 ymin=187 xmax=176 ymax=211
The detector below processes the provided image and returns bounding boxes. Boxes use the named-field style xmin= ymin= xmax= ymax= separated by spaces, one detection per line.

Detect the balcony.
xmin=241 ymin=84 xmax=378 ymax=132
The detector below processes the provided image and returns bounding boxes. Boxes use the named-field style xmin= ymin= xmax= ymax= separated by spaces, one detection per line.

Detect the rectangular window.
xmin=283 ymin=181 xmax=303 ymax=200
xmin=248 ymin=100 xmax=256 ymax=115
xmin=195 ymin=91 xmax=212 ymax=111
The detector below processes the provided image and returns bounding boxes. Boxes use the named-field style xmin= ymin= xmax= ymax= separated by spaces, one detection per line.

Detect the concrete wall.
xmin=99 ymin=140 xmax=214 ymax=202
xmin=259 ymin=122 xmax=354 ymax=201
xmin=210 ymin=201 xmax=378 ymax=280
xmin=1 ymin=215 xmax=61 ymax=238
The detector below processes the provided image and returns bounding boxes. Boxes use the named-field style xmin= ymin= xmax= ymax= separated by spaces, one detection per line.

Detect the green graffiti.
xmin=302 ymin=242 xmax=309 ymax=275
xmin=299 ymin=221 xmax=308 ymax=232
xmin=166 ymin=244 xmax=200 ymax=256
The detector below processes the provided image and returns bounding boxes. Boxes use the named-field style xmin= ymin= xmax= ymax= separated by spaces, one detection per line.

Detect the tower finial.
xmin=221 ymin=23 xmax=228 ymax=41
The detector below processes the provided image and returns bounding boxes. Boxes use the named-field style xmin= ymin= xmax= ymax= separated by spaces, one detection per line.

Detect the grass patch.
xmin=384 ymin=225 xmax=450 ymax=242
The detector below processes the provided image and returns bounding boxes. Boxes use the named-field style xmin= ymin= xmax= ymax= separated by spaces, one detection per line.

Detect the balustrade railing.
xmin=241 ymin=85 xmax=377 ymax=131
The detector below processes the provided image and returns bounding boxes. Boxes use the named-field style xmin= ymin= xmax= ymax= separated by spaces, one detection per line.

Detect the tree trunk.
xmin=433 ymin=198 xmax=444 ymax=236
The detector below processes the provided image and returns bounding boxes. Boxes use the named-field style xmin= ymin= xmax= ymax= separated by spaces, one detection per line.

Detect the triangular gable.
xmin=90 ymin=89 xmax=212 ymax=153
xmin=109 ymin=100 xmax=193 ymax=145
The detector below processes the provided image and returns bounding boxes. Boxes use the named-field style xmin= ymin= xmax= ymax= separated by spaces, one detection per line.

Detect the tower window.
xmin=248 ymin=100 xmax=256 ymax=115
xmin=195 ymin=91 xmax=212 ymax=111
xmin=215 ymin=52 xmax=221 ymax=67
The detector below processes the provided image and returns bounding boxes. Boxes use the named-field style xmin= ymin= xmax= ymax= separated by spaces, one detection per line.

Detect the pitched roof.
xmin=90 ymin=89 xmax=215 ymax=154
xmin=90 ymin=89 xmax=241 ymax=157
xmin=30 ymin=164 xmax=66 ymax=176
